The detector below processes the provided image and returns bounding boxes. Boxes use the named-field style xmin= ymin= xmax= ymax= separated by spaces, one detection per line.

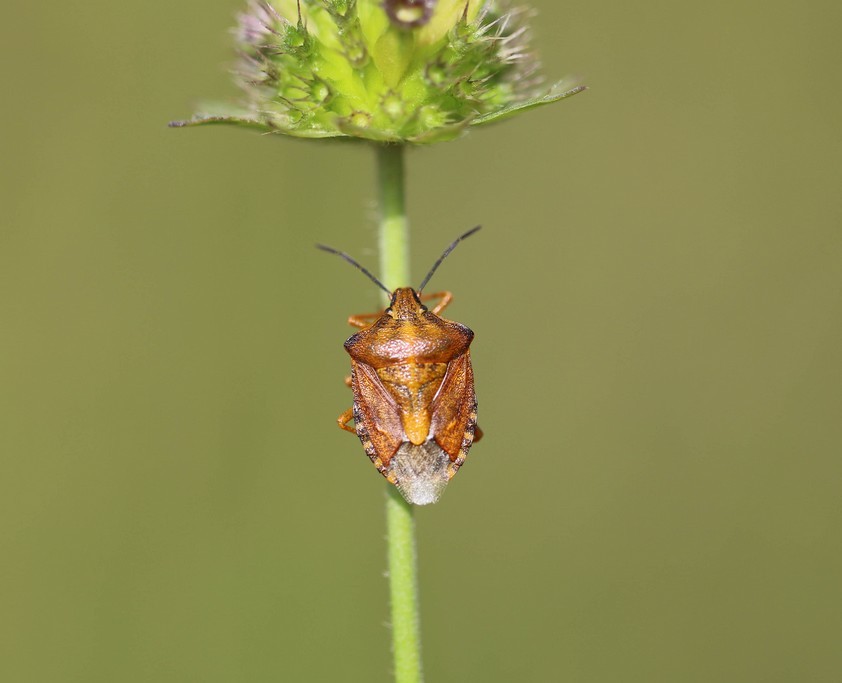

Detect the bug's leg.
xmin=347 ymin=311 xmax=384 ymax=329
xmin=344 ymin=375 xmax=352 ymax=388
xmin=474 ymin=425 xmax=484 ymax=443
xmin=419 ymin=291 xmax=453 ymax=315
xmin=337 ymin=407 xmax=356 ymax=434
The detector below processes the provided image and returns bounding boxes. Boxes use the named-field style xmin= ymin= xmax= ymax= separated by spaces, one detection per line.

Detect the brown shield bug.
xmin=317 ymin=226 xmax=482 ymax=505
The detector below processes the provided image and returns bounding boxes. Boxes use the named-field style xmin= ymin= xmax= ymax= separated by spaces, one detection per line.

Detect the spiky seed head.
xmin=171 ymin=0 xmax=584 ymax=143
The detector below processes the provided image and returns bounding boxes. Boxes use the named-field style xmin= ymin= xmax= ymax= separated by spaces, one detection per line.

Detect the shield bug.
xmin=317 ymin=226 xmax=482 ymax=505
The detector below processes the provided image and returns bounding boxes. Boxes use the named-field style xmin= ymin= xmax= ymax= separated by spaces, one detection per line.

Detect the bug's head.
xmin=387 ymin=287 xmax=426 ymax=320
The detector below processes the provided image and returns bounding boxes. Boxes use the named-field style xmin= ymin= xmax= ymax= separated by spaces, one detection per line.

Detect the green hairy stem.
xmin=376 ymin=143 xmax=424 ymax=683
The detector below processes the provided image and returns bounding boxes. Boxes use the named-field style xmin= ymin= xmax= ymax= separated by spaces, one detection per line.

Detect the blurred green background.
xmin=2 ymin=1 xmax=841 ymax=681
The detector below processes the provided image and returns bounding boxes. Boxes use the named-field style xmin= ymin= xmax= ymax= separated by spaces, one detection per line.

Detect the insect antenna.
xmin=316 ymin=244 xmax=392 ymax=296
xmin=417 ymin=225 xmax=482 ymax=293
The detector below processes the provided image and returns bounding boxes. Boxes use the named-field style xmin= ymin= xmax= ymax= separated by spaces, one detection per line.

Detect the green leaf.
xmin=470 ymin=83 xmax=587 ymax=127
xmin=168 ymin=102 xmax=270 ymax=131
xmin=167 ymin=106 xmax=348 ymax=139
xmin=167 ymin=113 xmax=271 ymax=131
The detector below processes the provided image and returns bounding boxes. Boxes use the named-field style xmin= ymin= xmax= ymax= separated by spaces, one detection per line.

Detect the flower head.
xmin=171 ymin=0 xmax=583 ymax=143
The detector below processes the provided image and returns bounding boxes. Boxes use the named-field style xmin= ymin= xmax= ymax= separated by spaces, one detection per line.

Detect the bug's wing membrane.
xmin=351 ymin=360 xmax=404 ymax=466
xmin=430 ymin=351 xmax=477 ymax=461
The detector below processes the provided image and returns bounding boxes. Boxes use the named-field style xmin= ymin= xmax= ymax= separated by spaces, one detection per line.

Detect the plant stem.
xmin=386 ymin=486 xmax=423 ymax=683
xmin=376 ymin=143 xmax=423 ymax=683
xmin=377 ymin=144 xmax=411 ymax=290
